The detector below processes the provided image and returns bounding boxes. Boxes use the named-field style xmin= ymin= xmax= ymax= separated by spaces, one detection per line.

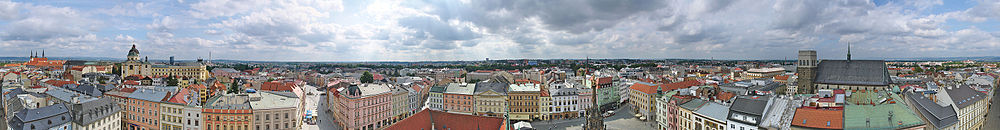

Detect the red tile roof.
xmin=384 ymin=109 xmax=505 ymax=130
xmin=596 ymin=77 xmax=613 ymax=85
xmin=661 ymin=80 xmax=702 ymax=90
xmin=774 ymin=75 xmax=790 ymax=80
xmin=124 ymin=80 xmax=140 ymax=85
xmin=167 ymin=88 xmax=192 ymax=104
xmin=45 ymin=80 xmax=77 ymax=87
xmin=189 ymin=84 xmax=207 ymax=90
xmin=629 ymin=82 xmax=659 ymax=95
xmin=716 ymin=92 xmax=736 ymax=101
xmin=791 ymin=108 xmax=843 ymax=129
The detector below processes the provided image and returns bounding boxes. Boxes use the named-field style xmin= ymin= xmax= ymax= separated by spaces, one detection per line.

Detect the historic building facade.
xmin=121 ymin=44 xmax=210 ymax=80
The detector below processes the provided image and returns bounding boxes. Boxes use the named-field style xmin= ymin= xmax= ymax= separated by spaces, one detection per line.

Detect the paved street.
xmin=982 ymin=87 xmax=1000 ymax=130
xmin=300 ymin=85 xmax=342 ymax=130
xmin=533 ymin=104 xmax=657 ymax=130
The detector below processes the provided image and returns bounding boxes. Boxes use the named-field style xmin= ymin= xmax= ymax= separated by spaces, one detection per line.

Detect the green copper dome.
xmin=128 ymin=44 xmax=140 ymax=56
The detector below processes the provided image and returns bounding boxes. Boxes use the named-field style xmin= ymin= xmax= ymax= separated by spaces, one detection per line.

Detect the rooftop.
xmin=444 ymin=83 xmax=476 ymax=95
xmin=814 ymin=60 xmax=891 ymax=86
xmin=746 ymin=67 xmax=785 ymax=73
xmin=473 ymin=82 xmax=508 ymax=95
xmin=509 ymin=83 xmax=540 ymax=92
xmin=694 ymin=102 xmax=730 ymax=122
xmin=127 ymin=88 xmax=172 ymax=102
xmin=341 ymin=83 xmax=392 ymax=98
xmin=249 ymin=91 xmax=301 ymax=110
xmin=384 ymin=109 xmax=505 ymax=130
xmin=904 ymin=92 xmax=958 ymax=128
xmin=944 ymin=84 xmax=988 ymax=109
xmin=204 ymin=94 xmax=252 ymax=110
xmin=791 ymin=108 xmax=844 ymax=129
xmin=8 ymin=104 xmax=72 ymax=130
xmin=730 ymin=95 xmax=770 ymax=116
xmin=843 ymin=100 xmax=925 ymax=129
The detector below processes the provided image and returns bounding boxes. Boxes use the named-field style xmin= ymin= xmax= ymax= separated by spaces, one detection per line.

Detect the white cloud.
xmin=2 ymin=0 xmax=1000 ymax=61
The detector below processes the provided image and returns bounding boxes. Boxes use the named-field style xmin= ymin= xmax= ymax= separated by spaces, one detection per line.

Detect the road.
xmin=982 ymin=87 xmax=1000 ymax=130
xmin=300 ymin=84 xmax=342 ymax=130
xmin=533 ymin=103 xmax=656 ymax=130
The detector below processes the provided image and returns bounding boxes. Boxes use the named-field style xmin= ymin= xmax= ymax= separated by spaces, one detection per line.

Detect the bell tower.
xmin=796 ymin=50 xmax=818 ymax=94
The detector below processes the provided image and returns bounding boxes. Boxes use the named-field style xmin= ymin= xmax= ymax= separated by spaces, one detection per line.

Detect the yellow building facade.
xmin=121 ymin=44 xmax=209 ymax=80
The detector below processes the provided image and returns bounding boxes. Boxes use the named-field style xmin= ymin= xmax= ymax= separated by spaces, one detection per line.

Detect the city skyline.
xmin=2 ymin=0 xmax=1000 ymax=61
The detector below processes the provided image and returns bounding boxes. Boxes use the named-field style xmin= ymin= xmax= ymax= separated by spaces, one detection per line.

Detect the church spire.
xmin=847 ymin=42 xmax=852 ymax=61
xmin=42 ymin=49 xmax=45 ymax=58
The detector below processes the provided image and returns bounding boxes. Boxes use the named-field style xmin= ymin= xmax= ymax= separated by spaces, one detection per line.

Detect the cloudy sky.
xmin=1 ymin=0 xmax=999 ymax=61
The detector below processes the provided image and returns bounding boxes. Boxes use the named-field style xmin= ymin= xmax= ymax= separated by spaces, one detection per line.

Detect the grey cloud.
xmin=421 ymin=0 xmax=666 ymax=34
xmin=397 ymin=16 xmax=480 ymax=41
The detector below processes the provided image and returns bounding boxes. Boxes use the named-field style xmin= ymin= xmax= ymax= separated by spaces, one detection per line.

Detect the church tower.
xmin=796 ymin=50 xmax=818 ymax=94
xmin=127 ymin=44 xmax=141 ymax=61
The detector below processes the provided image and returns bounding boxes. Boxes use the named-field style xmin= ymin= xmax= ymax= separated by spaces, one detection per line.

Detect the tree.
xmin=227 ymin=82 xmax=240 ymax=94
xmin=112 ymin=63 xmax=122 ymax=76
xmin=361 ymin=71 xmax=374 ymax=83
xmin=166 ymin=76 xmax=179 ymax=86
xmin=914 ymin=66 xmax=924 ymax=73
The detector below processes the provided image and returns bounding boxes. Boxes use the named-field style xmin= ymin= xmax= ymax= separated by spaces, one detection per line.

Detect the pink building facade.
xmin=331 ymin=84 xmax=393 ymax=130
xmin=443 ymin=93 xmax=474 ymax=114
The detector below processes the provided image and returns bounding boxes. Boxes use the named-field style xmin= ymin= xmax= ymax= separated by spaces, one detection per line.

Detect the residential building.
xmin=6 ymin=104 xmax=73 ymax=130
xmin=941 ymin=85 xmax=989 ymax=130
xmin=330 ymin=83 xmax=393 ymax=130
xmin=43 ymin=85 xmax=123 ymax=130
xmin=161 ymin=90 xmax=190 ymax=130
xmin=405 ymin=83 xmax=427 ymax=115
xmin=594 ymin=77 xmax=619 ymax=112
xmin=508 ymin=83 xmax=541 ymax=121
xmin=203 ymin=94 xmax=253 ymax=130
xmin=539 ymin=89 xmax=551 ymax=121
xmin=473 ymin=82 xmax=509 ymax=117
xmin=630 ymin=81 xmax=677 ymax=119
xmin=577 ymin=87 xmax=593 ymax=116
xmin=726 ymin=96 xmax=772 ymax=130
xmin=549 ymin=87 xmax=578 ymax=119
xmin=427 ymin=85 xmax=446 ymax=111
xmin=390 ymin=86 xmax=410 ymax=123
xmin=65 ymin=97 xmax=122 ymax=130
xmin=443 ymin=83 xmax=476 ymax=114
xmin=629 ymin=80 xmax=701 ymax=118
xmin=125 ymin=88 xmax=173 ymax=130
xmin=181 ymin=103 xmax=203 ymax=130
xmin=904 ymin=92 xmax=958 ymax=129
xmin=677 ymin=99 xmax=729 ymax=130
xmin=658 ymin=93 xmax=690 ymax=130
xmin=170 ymin=89 xmax=204 ymax=130
xmin=250 ymin=91 xmax=302 ymax=130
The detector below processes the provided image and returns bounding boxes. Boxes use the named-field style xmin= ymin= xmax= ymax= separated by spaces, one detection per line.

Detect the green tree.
xmin=112 ymin=63 xmax=122 ymax=76
xmin=227 ymin=82 xmax=240 ymax=94
xmin=914 ymin=66 xmax=924 ymax=73
xmin=166 ymin=76 xmax=179 ymax=86
xmin=361 ymin=71 xmax=374 ymax=83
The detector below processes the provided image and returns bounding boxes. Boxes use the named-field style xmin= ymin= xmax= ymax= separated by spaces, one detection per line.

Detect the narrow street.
xmin=300 ymin=84 xmax=341 ymax=130
xmin=981 ymin=87 xmax=1000 ymax=130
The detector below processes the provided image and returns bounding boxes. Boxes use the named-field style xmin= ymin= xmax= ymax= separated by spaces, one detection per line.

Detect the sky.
xmin=1 ymin=0 xmax=999 ymax=61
